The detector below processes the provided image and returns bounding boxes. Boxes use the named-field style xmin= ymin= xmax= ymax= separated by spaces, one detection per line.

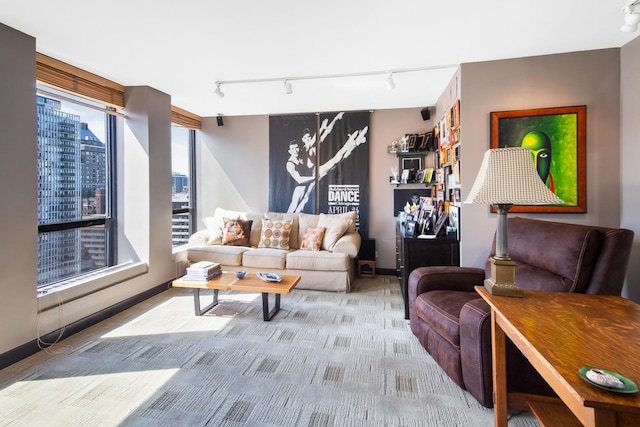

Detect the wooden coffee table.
xmin=172 ymin=272 xmax=300 ymax=321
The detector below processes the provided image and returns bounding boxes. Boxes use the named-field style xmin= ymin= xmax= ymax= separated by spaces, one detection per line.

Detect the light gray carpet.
xmin=0 ymin=276 xmax=539 ymax=426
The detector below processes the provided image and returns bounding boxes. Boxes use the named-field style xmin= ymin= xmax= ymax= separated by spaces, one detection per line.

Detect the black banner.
xmin=269 ymin=111 xmax=370 ymax=238
xmin=269 ymin=114 xmax=317 ymax=213
xmin=317 ymin=111 xmax=370 ymax=238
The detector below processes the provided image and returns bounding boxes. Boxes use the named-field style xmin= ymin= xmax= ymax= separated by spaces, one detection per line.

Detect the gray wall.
xmin=621 ymin=36 xmax=640 ymax=302
xmin=0 ymin=23 xmax=38 ymax=352
xmin=457 ymin=49 xmax=624 ymax=268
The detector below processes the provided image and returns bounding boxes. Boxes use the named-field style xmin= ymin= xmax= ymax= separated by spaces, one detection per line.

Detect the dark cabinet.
xmin=396 ymin=223 xmax=460 ymax=319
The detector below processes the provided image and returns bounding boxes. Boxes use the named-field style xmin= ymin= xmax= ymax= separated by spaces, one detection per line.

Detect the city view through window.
xmin=36 ymin=88 xmax=113 ymax=287
xmin=37 ymin=88 xmax=194 ymax=287
xmin=171 ymin=126 xmax=192 ymax=246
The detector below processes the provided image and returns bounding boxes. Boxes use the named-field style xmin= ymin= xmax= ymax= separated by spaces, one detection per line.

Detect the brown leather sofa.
xmin=408 ymin=217 xmax=634 ymax=408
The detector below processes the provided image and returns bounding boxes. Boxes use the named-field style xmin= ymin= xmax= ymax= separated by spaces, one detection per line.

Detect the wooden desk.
xmin=173 ymin=272 xmax=300 ymax=321
xmin=476 ymin=286 xmax=640 ymax=427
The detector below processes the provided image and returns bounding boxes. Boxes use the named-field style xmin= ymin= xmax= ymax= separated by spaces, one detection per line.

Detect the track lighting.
xmin=283 ymin=80 xmax=293 ymax=95
xmin=386 ymin=73 xmax=396 ymax=90
xmin=621 ymin=1 xmax=640 ymax=32
xmin=214 ymin=82 xmax=225 ymax=98
xmin=210 ymin=63 xmax=457 ymax=99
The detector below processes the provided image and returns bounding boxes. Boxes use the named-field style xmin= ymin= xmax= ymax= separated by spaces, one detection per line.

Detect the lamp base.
xmin=484 ymin=256 xmax=523 ymax=297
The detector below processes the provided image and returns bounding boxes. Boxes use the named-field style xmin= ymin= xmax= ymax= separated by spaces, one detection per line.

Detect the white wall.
xmin=196 ymin=115 xmax=270 ymax=225
xmin=621 ymin=36 xmax=640 ymax=302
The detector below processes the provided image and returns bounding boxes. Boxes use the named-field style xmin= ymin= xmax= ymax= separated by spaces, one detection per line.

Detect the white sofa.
xmin=186 ymin=208 xmax=361 ymax=292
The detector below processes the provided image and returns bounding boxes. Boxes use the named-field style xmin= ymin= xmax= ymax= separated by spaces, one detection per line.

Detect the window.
xmin=36 ymin=86 xmax=116 ymax=287
xmin=171 ymin=125 xmax=195 ymax=246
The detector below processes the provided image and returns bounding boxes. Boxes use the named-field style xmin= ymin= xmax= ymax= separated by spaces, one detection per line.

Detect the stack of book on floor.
xmin=182 ymin=261 xmax=222 ymax=281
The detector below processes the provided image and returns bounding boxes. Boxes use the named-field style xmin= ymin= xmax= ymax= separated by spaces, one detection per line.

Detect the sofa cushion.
xmin=300 ymin=227 xmax=325 ymax=251
xmin=186 ymin=245 xmax=247 ymax=266
xmin=414 ymin=290 xmax=480 ymax=348
xmin=298 ymin=213 xmax=320 ymax=244
xmin=331 ymin=210 xmax=357 ymax=233
xmin=264 ymin=212 xmax=300 ymax=249
xmin=317 ymin=213 xmax=352 ymax=251
xmin=204 ymin=208 xmax=249 ymax=245
xmin=222 ymin=218 xmax=253 ymax=246
xmin=258 ymin=218 xmax=294 ymax=250
xmin=286 ymin=250 xmax=350 ymax=271
xmin=204 ymin=208 xmax=263 ymax=247
xmin=242 ymin=248 xmax=288 ymax=269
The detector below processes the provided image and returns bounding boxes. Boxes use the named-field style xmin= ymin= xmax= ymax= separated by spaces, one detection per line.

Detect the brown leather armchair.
xmin=408 ymin=217 xmax=634 ymax=408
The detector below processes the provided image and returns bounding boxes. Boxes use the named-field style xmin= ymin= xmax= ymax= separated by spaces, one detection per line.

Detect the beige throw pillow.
xmin=317 ymin=213 xmax=353 ymax=251
xmin=258 ymin=218 xmax=294 ymax=250
xmin=331 ymin=210 xmax=357 ymax=233
xmin=300 ymin=227 xmax=326 ymax=251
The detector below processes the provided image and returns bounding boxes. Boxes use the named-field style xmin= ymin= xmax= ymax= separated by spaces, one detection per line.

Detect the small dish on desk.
xmin=578 ymin=367 xmax=638 ymax=393
xmin=257 ymin=272 xmax=282 ymax=282
xmin=235 ymin=271 xmax=246 ymax=279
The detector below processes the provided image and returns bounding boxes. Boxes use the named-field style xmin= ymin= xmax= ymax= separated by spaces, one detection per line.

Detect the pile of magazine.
xmin=182 ymin=261 xmax=221 ymax=281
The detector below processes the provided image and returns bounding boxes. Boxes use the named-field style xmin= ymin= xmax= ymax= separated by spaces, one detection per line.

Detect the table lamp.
xmin=464 ymin=147 xmax=563 ymax=297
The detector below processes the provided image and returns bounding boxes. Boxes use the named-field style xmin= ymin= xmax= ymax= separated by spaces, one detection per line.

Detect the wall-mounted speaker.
xmin=420 ymin=107 xmax=431 ymax=121
xmin=217 ymin=116 xmax=224 ymax=126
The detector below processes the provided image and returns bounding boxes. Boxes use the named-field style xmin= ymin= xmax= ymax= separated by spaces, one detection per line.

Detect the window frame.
xmin=35 ymin=88 xmax=118 ymax=287
xmin=171 ymin=128 xmax=196 ymax=246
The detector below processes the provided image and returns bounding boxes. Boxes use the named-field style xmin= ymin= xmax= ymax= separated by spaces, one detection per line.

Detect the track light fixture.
xmin=386 ymin=73 xmax=396 ymax=90
xmin=211 ymin=63 xmax=457 ymax=99
xmin=621 ymin=1 xmax=640 ymax=32
xmin=283 ymin=79 xmax=293 ymax=95
xmin=213 ymin=82 xmax=225 ymax=98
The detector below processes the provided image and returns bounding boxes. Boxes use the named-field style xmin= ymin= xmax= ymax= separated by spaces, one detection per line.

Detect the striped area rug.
xmin=0 ymin=275 xmax=538 ymax=426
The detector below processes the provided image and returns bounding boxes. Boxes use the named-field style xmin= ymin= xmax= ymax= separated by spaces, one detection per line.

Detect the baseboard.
xmin=377 ymin=268 xmax=398 ymax=276
xmin=0 ymin=282 xmax=169 ymax=370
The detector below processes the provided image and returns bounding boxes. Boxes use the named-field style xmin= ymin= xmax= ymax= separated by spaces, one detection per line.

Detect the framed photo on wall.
xmin=490 ymin=105 xmax=586 ymax=213
xmin=401 ymin=157 xmax=422 ymax=172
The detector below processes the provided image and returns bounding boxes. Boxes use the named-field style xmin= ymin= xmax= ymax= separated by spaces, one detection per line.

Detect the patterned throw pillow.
xmin=300 ymin=227 xmax=326 ymax=251
xmin=221 ymin=218 xmax=253 ymax=246
xmin=258 ymin=218 xmax=293 ymax=250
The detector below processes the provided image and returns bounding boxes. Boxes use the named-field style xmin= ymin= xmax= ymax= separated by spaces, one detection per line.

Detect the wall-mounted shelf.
xmin=390 ymin=181 xmax=435 ymax=188
xmin=393 ymin=150 xmax=435 ymax=157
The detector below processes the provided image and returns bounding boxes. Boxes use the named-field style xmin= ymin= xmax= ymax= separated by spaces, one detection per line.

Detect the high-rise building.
xmin=37 ymin=96 xmax=82 ymax=285
xmin=37 ymin=96 xmax=107 ymax=285
xmin=172 ymin=195 xmax=191 ymax=246
xmin=172 ymin=172 xmax=188 ymax=194
xmin=80 ymin=122 xmax=106 ymax=215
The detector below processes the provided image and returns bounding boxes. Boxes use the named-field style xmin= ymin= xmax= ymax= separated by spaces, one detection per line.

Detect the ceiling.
xmin=1 ymin=1 xmax=638 ymax=118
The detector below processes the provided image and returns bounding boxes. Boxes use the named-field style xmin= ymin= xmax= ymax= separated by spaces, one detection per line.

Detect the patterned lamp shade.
xmin=464 ymin=147 xmax=563 ymax=206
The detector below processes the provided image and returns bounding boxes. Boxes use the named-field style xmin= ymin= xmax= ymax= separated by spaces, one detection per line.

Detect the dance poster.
xmin=317 ymin=111 xmax=370 ymax=238
xmin=269 ymin=114 xmax=317 ymax=214
xmin=269 ymin=111 xmax=370 ymax=237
